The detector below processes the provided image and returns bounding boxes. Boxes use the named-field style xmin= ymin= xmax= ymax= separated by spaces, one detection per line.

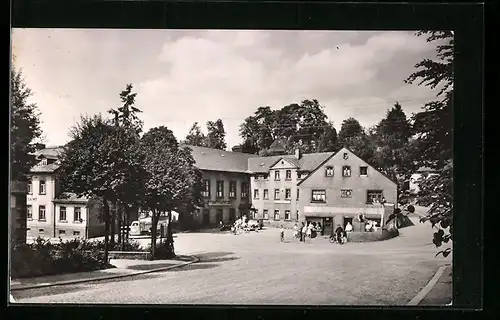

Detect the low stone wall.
xmin=108 ymin=251 xmax=150 ymax=260
xmin=262 ymin=220 xmax=297 ymax=229
xmin=347 ymin=229 xmax=399 ymax=242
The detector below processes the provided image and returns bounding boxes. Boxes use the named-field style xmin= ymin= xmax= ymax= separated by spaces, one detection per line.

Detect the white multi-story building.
xmin=26 ymin=147 xmax=105 ymax=240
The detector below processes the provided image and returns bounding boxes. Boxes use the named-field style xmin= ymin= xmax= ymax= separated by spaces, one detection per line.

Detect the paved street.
xmin=12 ymin=216 xmax=451 ymax=305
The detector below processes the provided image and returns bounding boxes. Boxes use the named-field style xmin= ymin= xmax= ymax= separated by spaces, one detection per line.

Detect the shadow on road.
xmin=195 ymin=251 xmax=238 ymax=262
xmin=127 ymin=263 xmax=177 ymax=271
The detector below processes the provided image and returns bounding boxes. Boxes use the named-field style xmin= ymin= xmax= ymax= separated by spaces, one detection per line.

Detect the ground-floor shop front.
xmin=301 ymin=204 xmax=395 ymax=235
xmin=191 ymin=203 xmax=252 ymax=226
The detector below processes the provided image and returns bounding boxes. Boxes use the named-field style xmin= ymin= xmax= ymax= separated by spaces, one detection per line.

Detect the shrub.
xmin=11 ymin=237 xmax=109 ymax=278
xmin=146 ymin=239 xmax=175 ymax=260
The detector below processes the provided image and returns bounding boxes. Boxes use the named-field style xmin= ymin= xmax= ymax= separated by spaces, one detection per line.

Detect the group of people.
xmin=230 ymin=216 xmax=252 ymax=234
xmin=288 ymin=222 xmax=322 ymax=242
xmin=364 ymin=220 xmax=379 ymax=232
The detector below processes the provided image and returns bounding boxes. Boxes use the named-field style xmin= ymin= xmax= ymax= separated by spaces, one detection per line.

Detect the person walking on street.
xmin=301 ymin=223 xmax=307 ymax=242
xmin=306 ymin=222 xmax=313 ymax=238
xmin=280 ymin=225 xmax=285 ymax=242
xmin=293 ymin=223 xmax=299 ymax=240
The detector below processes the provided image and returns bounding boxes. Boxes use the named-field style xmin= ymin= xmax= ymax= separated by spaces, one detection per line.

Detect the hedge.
xmin=11 ymin=237 xmax=141 ymax=278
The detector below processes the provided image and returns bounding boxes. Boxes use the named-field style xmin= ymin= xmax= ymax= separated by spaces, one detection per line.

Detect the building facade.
xmin=186 ymin=146 xmax=255 ymax=226
xmin=297 ymin=148 xmax=397 ymax=233
xmin=247 ymin=149 xmax=333 ymax=227
xmin=26 ymin=147 xmax=106 ymax=240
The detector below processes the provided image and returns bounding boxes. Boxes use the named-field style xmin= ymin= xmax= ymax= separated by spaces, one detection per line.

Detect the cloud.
xmin=12 ymin=29 xmax=441 ymax=148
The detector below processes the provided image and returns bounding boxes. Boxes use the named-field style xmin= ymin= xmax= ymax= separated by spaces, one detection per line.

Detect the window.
xmin=274 ymin=210 xmax=280 ymax=220
xmin=253 ymin=189 xmax=260 ymax=199
xmin=39 ymin=229 xmax=44 ymax=234
xmin=343 ymin=152 xmax=349 ymax=160
xmin=285 ymin=210 xmax=291 ymax=220
xmin=367 ymin=190 xmax=384 ymax=204
xmin=39 ymin=180 xmax=46 ymax=194
xmin=202 ymin=180 xmax=211 ymax=198
xmin=341 ymin=189 xmax=353 ymax=198
xmin=59 ymin=230 xmax=66 ymax=235
xmin=285 ymin=170 xmax=292 ymax=180
xmin=28 ymin=181 xmax=33 ymax=194
xmin=325 ymin=166 xmax=334 ymax=177
xmin=360 ymin=166 xmax=368 ymax=176
xmin=285 ymin=189 xmax=291 ymax=200
xmin=263 ymin=209 xmax=269 ymax=219
xmin=39 ymin=205 xmax=46 ymax=220
xmin=73 ymin=231 xmax=80 ymax=236
xmin=297 ymin=172 xmax=302 ymax=179
xmin=296 ymin=210 xmax=299 ymax=221
xmin=59 ymin=206 xmax=67 ymax=221
xmin=274 ymin=170 xmax=280 ymax=180
xmin=342 ymin=166 xmax=351 ymax=177
xmin=297 ymin=189 xmax=300 ymax=200
xmin=41 ymin=158 xmax=48 ymax=165
xmin=229 ymin=181 xmax=237 ymax=199
xmin=74 ymin=207 xmax=82 ymax=222
xmin=274 ymin=189 xmax=280 ymax=200
xmin=263 ymin=189 xmax=269 ymax=200
xmin=27 ymin=205 xmax=33 ymax=220
xmin=241 ymin=182 xmax=248 ymax=199
xmin=311 ymin=190 xmax=326 ymax=203
xmin=216 ymin=180 xmax=224 ymax=199
xmin=263 ymin=174 xmax=269 ymax=180
xmin=254 ymin=175 xmax=259 ymax=180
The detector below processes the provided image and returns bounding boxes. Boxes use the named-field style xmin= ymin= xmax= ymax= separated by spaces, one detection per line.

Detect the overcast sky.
xmin=12 ymin=29 xmax=441 ymax=149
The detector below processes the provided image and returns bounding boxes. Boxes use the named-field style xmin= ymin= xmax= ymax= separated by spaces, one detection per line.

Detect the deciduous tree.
xmin=206 ymin=119 xmax=227 ymax=150
xmin=403 ymin=31 xmax=454 ymax=255
xmin=184 ymin=122 xmax=207 ymax=147
xmin=10 ymin=67 xmax=43 ymax=181
xmin=140 ymin=126 xmax=202 ymax=259
xmin=58 ymin=114 xmax=144 ymax=263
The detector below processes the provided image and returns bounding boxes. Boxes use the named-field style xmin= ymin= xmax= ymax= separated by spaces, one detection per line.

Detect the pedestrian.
xmin=293 ymin=223 xmax=299 ymax=240
xmin=301 ymin=223 xmax=307 ymax=242
xmin=345 ymin=221 xmax=353 ymax=233
xmin=306 ymin=222 xmax=313 ymax=238
xmin=280 ymin=225 xmax=285 ymax=242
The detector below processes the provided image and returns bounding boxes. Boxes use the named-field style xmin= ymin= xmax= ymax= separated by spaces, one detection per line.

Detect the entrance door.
xmin=344 ymin=217 xmax=353 ymax=229
xmin=322 ymin=217 xmax=333 ymax=235
xmin=216 ymin=209 xmax=223 ymax=224
xmin=229 ymin=208 xmax=236 ymax=223
xmin=203 ymin=209 xmax=210 ymax=225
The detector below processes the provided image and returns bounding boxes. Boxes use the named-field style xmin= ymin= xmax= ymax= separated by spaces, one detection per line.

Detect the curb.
xmin=10 ymin=255 xmax=199 ymax=292
xmin=407 ymin=264 xmax=449 ymax=306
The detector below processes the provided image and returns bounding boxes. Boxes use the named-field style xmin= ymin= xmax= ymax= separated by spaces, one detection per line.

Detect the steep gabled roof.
xmin=34 ymin=146 xmax=64 ymax=160
xmin=268 ymin=157 xmax=300 ymax=169
xmin=53 ymin=192 xmax=89 ymax=204
xmin=184 ymin=145 xmax=258 ymax=173
xmin=297 ymin=147 xmax=397 ymax=186
xmin=247 ymin=152 xmax=333 ymax=173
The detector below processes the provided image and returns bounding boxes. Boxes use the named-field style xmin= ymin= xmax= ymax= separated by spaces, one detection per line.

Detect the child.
xmin=280 ymin=225 xmax=285 ymax=242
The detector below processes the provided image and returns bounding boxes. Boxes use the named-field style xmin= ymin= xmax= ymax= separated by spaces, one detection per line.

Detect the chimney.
xmin=295 ymin=148 xmax=301 ymax=160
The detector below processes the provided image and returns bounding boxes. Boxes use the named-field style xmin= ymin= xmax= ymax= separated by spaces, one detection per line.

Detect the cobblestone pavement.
xmin=12 ymin=216 xmax=451 ymax=305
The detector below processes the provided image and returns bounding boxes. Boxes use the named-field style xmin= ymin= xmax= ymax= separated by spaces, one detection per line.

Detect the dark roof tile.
xmin=247 ymin=152 xmax=333 ymax=173
xmin=184 ymin=145 xmax=258 ymax=173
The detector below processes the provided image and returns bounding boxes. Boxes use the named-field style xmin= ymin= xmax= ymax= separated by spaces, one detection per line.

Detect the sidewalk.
xmin=10 ymin=255 xmax=197 ymax=291
xmin=418 ymin=265 xmax=452 ymax=306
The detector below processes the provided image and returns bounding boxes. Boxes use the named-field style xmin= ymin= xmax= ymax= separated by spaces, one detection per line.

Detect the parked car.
xmin=130 ymin=216 xmax=169 ymax=236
